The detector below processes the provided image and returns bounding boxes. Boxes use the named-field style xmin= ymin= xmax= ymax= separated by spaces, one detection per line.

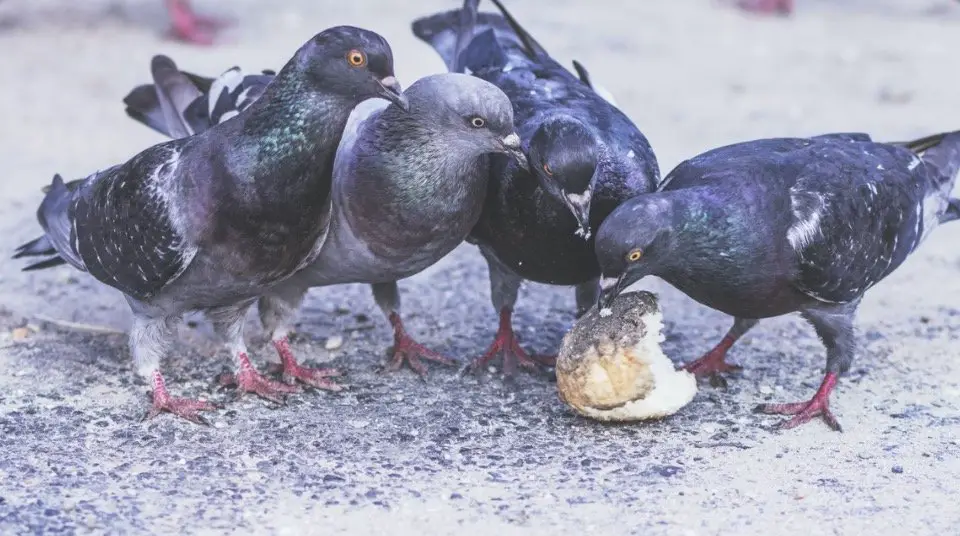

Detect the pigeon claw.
xmin=387 ymin=336 xmax=456 ymax=378
xmin=144 ymin=370 xmax=219 ymax=425
xmin=384 ymin=313 xmax=456 ymax=377
xmin=223 ymin=352 xmax=300 ymax=404
xmin=233 ymin=367 xmax=300 ymax=404
xmin=166 ymin=0 xmax=231 ymax=45
xmin=145 ymin=392 xmax=219 ymax=425
xmin=755 ymin=372 xmax=842 ymax=432
xmin=468 ymin=309 xmax=554 ymax=377
xmin=683 ymin=346 xmax=742 ymax=376
xmin=273 ymin=338 xmax=343 ymax=391
xmin=734 ymin=0 xmax=793 ymax=15
xmin=281 ymin=361 xmax=343 ymax=392
xmin=683 ymin=335 xmax=741 ymax=377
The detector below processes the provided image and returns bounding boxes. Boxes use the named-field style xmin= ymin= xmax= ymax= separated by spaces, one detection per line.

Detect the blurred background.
xmin=3 ymin=0 xmax=960 ymax=328
xmin=1 ymin=1 xmax=959 ymax=533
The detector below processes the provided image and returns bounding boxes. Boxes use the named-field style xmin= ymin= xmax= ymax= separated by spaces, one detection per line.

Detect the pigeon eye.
xmin=469 ymin=116 xmax=486 ymax=128
xmin=626 ymin=249 xmax=643 ymax=262
xmin=542 ymin=163 xmax=553 ymax=176
xmin=346 ymin=50 xmax=366 ymax=67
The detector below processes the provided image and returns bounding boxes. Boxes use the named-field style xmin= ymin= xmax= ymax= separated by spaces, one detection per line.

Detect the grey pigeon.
xmin=412 ymin=0 xmax=660 ymax=375
xmin=595 ymin=131 xmax=960 ymax=431
xmin=258 ymin=74 xmax=525 ymax=376
xmin=13 ymin=26 xmax=408 ymax=423
xmin=119 ymin=57 xmax=528 ymax=377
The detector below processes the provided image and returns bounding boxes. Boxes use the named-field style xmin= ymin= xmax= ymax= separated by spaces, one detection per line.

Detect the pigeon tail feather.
xmin=941 ymin=198 xmax=960 ymax=224
xmin=486 ymin=0 xmax=549 ymax=59
xmin=451 ymin=0 xmax=481 ymax=73
xmin=123 ymin=84 xmax=170 ymax=137
xmin=123 ymin=57 xmax=273 ymax=140
xmin=14 ymin=174 xmax=79 ymax=271
xmin=909 ymin=131 xmax=960 ymax=199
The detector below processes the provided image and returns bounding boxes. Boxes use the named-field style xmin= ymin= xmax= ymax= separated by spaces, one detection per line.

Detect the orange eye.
xmin=543 ymin=163 xmax=553 ymax=176
xmin=347 ymin=50 xmax=366 ymax=67
xmin=626 ymin=249 xmax=642 ymax=262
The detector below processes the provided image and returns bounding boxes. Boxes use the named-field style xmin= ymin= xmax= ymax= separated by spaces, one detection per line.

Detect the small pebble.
xmin=892 ymin=465 xmax=903 ymax=474
xmin=325 ymin=335 xmax=344 ymax=350
xmin=599 ymin=308 xmax=613 ymax=318
xmin=11 ymin=327 xmax=31 ymax=341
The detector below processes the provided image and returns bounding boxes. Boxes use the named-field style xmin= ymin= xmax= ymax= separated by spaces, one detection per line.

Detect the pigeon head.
xmin=296 ymin=26 xmax=409 ymax=111
xmin=528 ymin=117 xmax=602 ymax=239
xmin=404 ymin=73 xmax=527 ymax=169
xmin=594 ymin=195 xmax=675 ymax=310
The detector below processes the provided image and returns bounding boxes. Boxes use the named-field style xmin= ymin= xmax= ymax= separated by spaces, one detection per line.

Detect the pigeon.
xmin=120 ymin=60 xmax=527 ymax=377
xmin=412 ymin=0 xmax=660 ymax=375
xmin=595 ymin=130 xmax=960 ymax=431
xmin=13 ymin=26 xmax=408 ymax=423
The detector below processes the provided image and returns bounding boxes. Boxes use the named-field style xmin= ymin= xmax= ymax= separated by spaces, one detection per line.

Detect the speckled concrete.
xmin=0 ymin=0 xmax=959 ymax=534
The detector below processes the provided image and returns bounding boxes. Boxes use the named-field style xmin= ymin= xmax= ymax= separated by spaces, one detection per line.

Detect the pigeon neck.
xmin=658 ymin=191 xmax=742 ymax=285
xmin=358 ymin=112 xmax=490 ymax=201
xmin=340 ymin=113 xmax=489 ymax=250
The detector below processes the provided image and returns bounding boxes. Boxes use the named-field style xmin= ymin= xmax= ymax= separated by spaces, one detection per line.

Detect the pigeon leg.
xmin=258 ymin=283 xmax=342 ymax=390
xmin=683 ymin=317 xmax=758 ymax=376
xmin=371 ymin=282 xmax=456 ymax=377
xmin=756 ymin=305 xmax=855 ymax=432
xmin=212 ymin=304 xmax=299 ymax=403
xmin=470 ymin=307 xmax=554 ymax=375
xmin=735 ymin=0 xmax=793 ymax=15
xmin=130 ymin=314 xmax=218 ymax=424
xmin=164 ymin=0 xmax=230 ymax=45
xmin=470 ymin=249 xmax=553 ymax=376
xmin=574 ymin=278 xmax=600 ymax=319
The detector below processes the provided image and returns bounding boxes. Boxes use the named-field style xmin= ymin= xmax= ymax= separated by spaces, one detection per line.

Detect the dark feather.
xmin=71 ymin=146 xmax=194 ymax=301
xmin=34 ymin=174 xmax=85 ymax=271
xmin=891 ymin=131 xmax=948 ymax=155
xmin=150 ymin=55 xmax=203 ymax=139
xmin=123 ymin=58 xmax=274 ymax=139
xmin=123 ymin=84 xmax=170 ymax=137
xmin=487 ymin=0 xmax=548 ymax=59
xmin=13 ymin=235 xmax=56 ymax=259
xmin=22 ymin=257 xmax=68 ymax=271
xmin=571 ymin=60 xmax=592 ymax=88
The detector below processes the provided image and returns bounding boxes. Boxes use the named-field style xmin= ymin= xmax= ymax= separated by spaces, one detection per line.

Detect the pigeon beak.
xmin=377 ymin=76 xmax=409 ymax=112
xmin=500 ymin=133 xmax=529 ymax=172
xmin=562 ymin=189 xmax=593 ymax=240
xmin=597 ymin=273 xmax=627 ymax=311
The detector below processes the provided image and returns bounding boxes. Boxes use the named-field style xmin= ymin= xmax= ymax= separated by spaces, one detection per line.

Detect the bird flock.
xmin=14 ymin=0 xmax=960 ymax=433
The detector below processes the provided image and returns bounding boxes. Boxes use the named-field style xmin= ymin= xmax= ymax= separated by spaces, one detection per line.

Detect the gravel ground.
xmin=1 ymin=0 xmax=959 ymax=534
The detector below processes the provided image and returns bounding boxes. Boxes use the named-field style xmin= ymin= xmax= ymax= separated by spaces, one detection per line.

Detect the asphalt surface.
xmin=0 ymin=0 xmax=959 ymax=534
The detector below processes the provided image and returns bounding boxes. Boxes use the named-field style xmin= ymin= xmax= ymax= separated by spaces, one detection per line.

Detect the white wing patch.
xmin=908 ymin=155 xmax=922 ymax=171
xmin=920 ymin=191 xmax=946 ymax=243
xmin=144 ymin=146 xmax=198 ymax=283
xmin=787 ymin=186 xmax=825 ymax=252
xmin=593 ymin=84 xmax=618 ymax=107
xmin=208 ymin=66 xmax=246 ymax=120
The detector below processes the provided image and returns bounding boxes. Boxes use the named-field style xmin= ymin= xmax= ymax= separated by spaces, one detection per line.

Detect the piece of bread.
xmin=556 ymin=291 xmax=697 ymax=422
